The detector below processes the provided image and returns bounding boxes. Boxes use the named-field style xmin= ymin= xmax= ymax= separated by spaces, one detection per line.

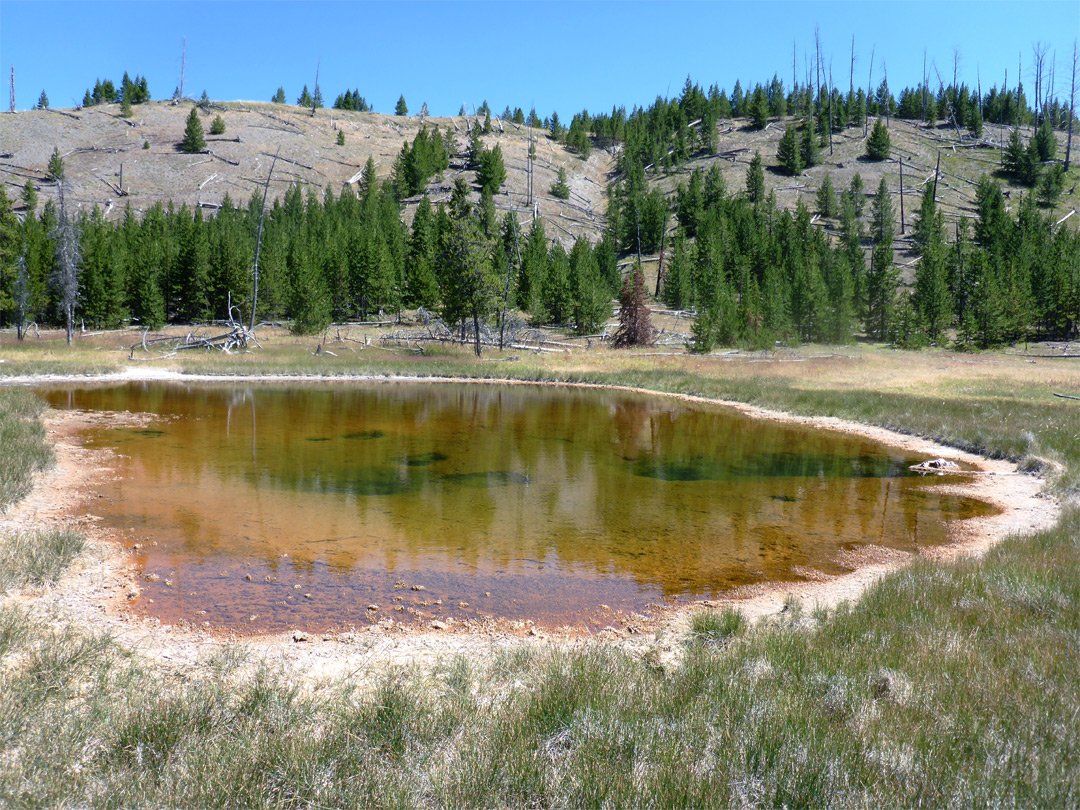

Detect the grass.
xmin=0 ymin=529 xmax=85 ymax=589
xmin=0 ymin=387 xmax=53 ymax=510
xmin=1 ymin=338 xmax=1079 ymax=807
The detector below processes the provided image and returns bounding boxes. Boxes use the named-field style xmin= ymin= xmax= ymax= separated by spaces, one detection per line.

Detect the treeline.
xmin=79 ymin=72 xmax=151 ymax=108
xmin=0 ymin=165 xmax=619 ymax=346
xmin=3 ymin=153 xmax=1076 ymax=350
xmin=661 ymin=162 xmax=1080 ymax=350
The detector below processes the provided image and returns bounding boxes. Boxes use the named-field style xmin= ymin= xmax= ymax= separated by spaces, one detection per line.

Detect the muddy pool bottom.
xmin=40 ymin=381 xmax=999 ymax=633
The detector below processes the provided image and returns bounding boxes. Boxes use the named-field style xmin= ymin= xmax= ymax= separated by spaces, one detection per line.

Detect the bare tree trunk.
xmin=899 ymin=157 xmax=905 ymax=236
xmin=54 ymin=180 xmax=80 ymax=347
xmin=922 ymin=50 xmax=928 ymax=123
xmin=828 ymin=62 xmax=835 ymax=155
xmin=815 ymin=27 xmax=823 ymax=134
xmin=884 ymin=61 xmax=890 ymax=126
xmin=1066 ymin=41 xmax=1077 ymax=171
xmin=249 ymin=150 xmax=278 ymax=332
xmin=865 ymin=46 xmax=875 ymax=138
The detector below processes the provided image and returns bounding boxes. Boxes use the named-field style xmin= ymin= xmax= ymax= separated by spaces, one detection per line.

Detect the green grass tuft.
xmin=689 ymin=607 xmax=746 ymax=645
xmin=0 ymin=529 xmax=85 ymax=589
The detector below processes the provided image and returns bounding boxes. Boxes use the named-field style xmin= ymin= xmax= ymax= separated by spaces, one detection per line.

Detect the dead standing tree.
xmin=53 ymin=180 xmax=80 ymax=346
xmin=611 ymin=264 xmax=656 ymax=347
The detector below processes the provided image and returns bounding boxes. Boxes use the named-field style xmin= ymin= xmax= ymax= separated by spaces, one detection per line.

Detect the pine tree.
xmin=745 ymin=152 xmax=765 ymax=203
xmin=120 ymin=96 xmax=132 ymax=118
xmin=848 ymin=173 xmax=865 ymax=218
xmin=21 ymin=180 xmax=37 ymax=214
xmin=81 ymin=89 xmax=92 ymax=107
xmin=395 ymin=95 xmax=408 ymax=116
xmin=866 ymin=176 xmax=898 ymax=339
xmin=912 ymin=237 xmax=952 ymax=342
xmin=911 ymin=183 xmax=943 ymax=255
xmin=36 ymin=90 xmax=48 ymax=110
xmin=477 ymin=144 xmax=506 ymax=194
xmin=866 ymin=118 xmax=891 ymax=160
xmin=297 ymin=85 xmax=313 ymax=107
xmin=749 ymin=86 xmax=769 ymax=129
xmin=272 ymin=87 xmax=286 ymax=104
xmin=180 ymin=107 xmax=206 ymax=153
xmin=776 ymin=124 xmax=803 ymax=176
xmin=209 ymin=115 xmax=226 ymax=135
xmin=569 ymin=238 xmax=611 ymax=336
xmin=816 ymin=173 xmax=836 ymax=217
xmin=967 ymin=99 xmax=983 ymax=138
xmin=47 ymin=147 xmax=64 ymax=180
xmin=1034 ymin=116 xmax=1057 ymax=162
xmin=661 ymin=230 xmax=692 ymax=309
xmin=439 ymin=178 xmax=497 ymax=356
xmin=550 ymin=167 xmax=570 ymax=200
xmin=336 ymin=128 xmax=345 ymax=146
xmin=800 ymin=120 xmax=820 ymax=168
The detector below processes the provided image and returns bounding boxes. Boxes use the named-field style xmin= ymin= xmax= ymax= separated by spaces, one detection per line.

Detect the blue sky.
xmin=1 ymin=1 xmax=1077 ymax=115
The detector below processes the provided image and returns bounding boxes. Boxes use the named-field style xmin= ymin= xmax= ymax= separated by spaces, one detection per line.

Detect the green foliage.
xmin=745 ymin=152 xmax=765 ymax=203
xmin=180 ymin=107 xmax=206 ymax=153
xmin=776 ymin=124 xmax=802 ymax=176
xmin=815 ymin=173 xmax=836 ymax=218
xmin=333 ymin=89 xmax=368 ymax=112
xmin=911 ymin=183 xmax=943 ymax=255
xmin=865 ymin=118 xmax=891 ymax=160
xmin=297 ymin=85 xmax=313 ymax=107
xmin=748 ymin=85 xmax=769 ymax=129
xmin=476 ymin=144 xmax=507 ymax=194
xmin=800 ymin=120 xmax=820 ymax=168
xmin=209 ymin=115 xmax=225 ymax=135
xmin=336 ymin=128 xmax=345 ymax=146
xmin=439 ymin=179 xmax=497 ymax=355
xmin=866 ymin=177 xmax=898 ymax=340
xmin=395 ymin=95 xmax=408 ymax=116
xmin=271 ymin=87 xmax=286 ymax=104
xmin=1034 ymin=116 xmax=1057 ymax=162
xmin=119 ymin=96 xmax=132 ymax=118
xmin=550 ymin=167 xmax=570 ymax=200
xmin=1037 ymin=163 xmax=1065 ymax=207
xmin=847 ymin=173 xmax=865 ymax=218
xmin=1002 ymin=127 xmax=1040 ymax=186
xmin=35 ymin=90 xmax=48 ymax=110
xmin=0 ymin=389 xmax=52 ymax=510
xmin=0 ymin=530 xmax=85 ymax=589
xmin=912 ymin=238 xmax=952 ymax=342
xmin=46 ymin=148 xmax=64 ymax=181
xmin=688 ymin=608 xmax=745 ymax=645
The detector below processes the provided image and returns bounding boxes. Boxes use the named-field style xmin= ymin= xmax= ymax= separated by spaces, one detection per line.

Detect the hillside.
xmin=0 ymin=100 xmax=612 ymax=246
xmin=632 ymin=116 xmax=1078 ymax=294
xmin=3 ymin=100 xmax=1076 ymax=264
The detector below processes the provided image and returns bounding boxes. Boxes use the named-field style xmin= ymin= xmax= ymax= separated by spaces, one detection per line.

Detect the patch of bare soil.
xmin=0 ymin=371 xmax=1058 ymax=685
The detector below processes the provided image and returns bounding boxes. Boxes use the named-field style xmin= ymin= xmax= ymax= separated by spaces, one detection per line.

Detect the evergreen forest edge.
xmin=4 ymin=67 xmax=1080 ymax=352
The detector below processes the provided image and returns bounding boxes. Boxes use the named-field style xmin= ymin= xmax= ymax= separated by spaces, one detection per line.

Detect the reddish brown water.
xmin=41 ymin=382 xmax=998 ymax=632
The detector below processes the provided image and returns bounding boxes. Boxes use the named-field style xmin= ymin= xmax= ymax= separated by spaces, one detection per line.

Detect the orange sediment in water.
xmin=41 ymin=381 xmax=998 ymax=632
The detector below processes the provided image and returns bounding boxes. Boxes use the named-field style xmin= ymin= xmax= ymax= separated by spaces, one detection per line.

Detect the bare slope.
xmin=0 ymin=101 xmax=612 ymax=245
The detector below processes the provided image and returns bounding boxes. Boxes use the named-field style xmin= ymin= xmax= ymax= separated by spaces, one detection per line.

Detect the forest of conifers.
xmin=1 ymin=71 xmax=1077 ymax=350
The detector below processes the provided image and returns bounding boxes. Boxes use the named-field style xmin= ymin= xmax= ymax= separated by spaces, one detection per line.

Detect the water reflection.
xmin=40 ymin=382 xmax=998 ymax=632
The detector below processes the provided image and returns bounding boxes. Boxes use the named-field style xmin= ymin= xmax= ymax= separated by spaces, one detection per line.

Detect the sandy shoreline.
xmin=0 ymin=369 xmax=1060 ymax=682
